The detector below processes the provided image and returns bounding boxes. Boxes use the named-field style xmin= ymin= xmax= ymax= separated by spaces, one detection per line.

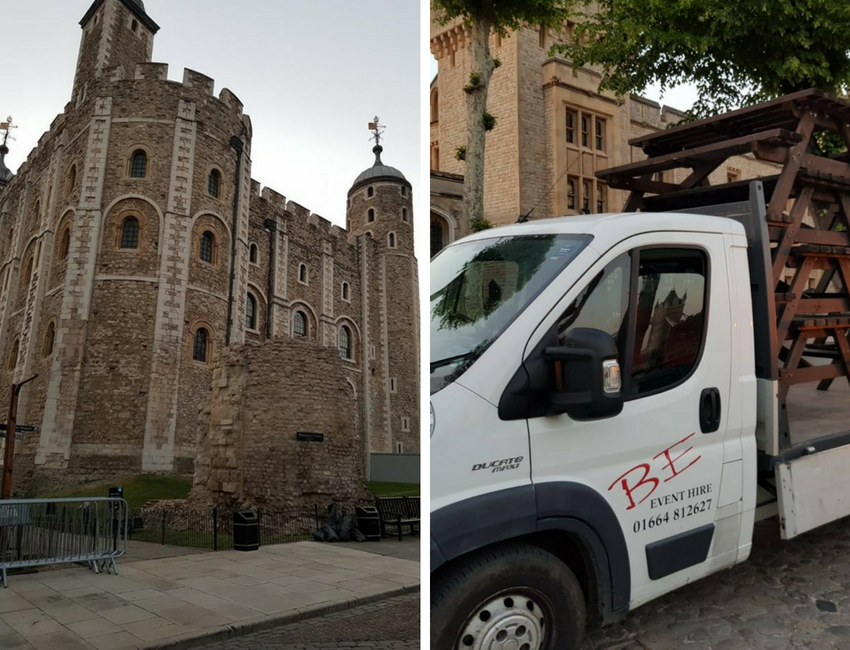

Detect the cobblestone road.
xmin=197 ymin=593 xmax=419 ymax=649
xmin=584 ymin=516 xmax=850 ymax=650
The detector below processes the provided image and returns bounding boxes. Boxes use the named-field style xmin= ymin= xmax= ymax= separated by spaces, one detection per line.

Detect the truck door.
xmin=527 ymin=232 xmax=739 ymax=608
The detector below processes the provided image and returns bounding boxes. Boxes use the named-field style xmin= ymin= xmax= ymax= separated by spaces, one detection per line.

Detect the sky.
xmin=4 ymin=0 xmax=423 ymax=260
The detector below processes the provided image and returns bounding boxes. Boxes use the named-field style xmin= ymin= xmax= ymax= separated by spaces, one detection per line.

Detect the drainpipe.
xmin=263 ymin=218 xmax=276 ymax=339
xmin=226 ymin=135 xmax=244 ymax=346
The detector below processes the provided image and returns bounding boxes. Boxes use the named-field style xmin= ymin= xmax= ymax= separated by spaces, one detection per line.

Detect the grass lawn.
xmin=43 ymin=474 xmax=192 ymax=510
xmin=367 ymin=481 xmax=420 ymax=497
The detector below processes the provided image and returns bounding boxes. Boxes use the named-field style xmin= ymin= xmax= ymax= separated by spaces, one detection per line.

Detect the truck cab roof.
xmin=458 ymin=212 xmax=746 ymax=250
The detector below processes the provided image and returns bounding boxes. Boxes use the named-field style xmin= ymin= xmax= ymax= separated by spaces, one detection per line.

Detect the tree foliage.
xmin=432 ymin=0 xmax=577 ymax=34
xmin=557 ymin=0 xmax=850 ymax=117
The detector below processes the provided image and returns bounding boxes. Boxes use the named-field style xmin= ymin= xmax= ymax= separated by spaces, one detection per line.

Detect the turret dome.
xmin=351 ymin=145 xmax=406 ymax=190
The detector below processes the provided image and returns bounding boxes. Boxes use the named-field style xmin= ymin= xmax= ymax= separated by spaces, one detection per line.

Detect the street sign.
xmin=0 ymin=424 xmax=38 ymax=432
xmin=296 ymin=432 xmax=324 ymax=442
xmin=0 ymin=433 xmax=23 ymax=441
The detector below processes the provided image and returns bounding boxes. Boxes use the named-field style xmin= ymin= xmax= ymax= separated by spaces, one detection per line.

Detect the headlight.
xmin=430 ymin=402 xmax=435 ymax=437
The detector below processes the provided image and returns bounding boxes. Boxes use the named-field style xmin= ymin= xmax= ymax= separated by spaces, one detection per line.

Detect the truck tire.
xmin=431 ymin=543 xmax=586 ymax=650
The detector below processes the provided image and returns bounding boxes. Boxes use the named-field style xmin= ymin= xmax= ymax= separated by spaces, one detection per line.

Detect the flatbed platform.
xmin=787 ymin=374 xmax=850 ymax=446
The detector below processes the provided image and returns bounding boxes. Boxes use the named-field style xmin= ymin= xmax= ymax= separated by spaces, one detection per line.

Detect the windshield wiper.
xmin=430 ymin=352 xmax=476 ymax=372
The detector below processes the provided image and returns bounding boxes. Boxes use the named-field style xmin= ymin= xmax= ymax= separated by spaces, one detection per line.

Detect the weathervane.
xmin=0 ymin=117 xmax=16 ymax=148
xmin=368 ymin=116 xmax=385 ymax=148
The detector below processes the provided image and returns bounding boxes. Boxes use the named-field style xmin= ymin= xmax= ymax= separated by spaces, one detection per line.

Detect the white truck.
xmin=429 ymin=182 xmax=850 ymax=649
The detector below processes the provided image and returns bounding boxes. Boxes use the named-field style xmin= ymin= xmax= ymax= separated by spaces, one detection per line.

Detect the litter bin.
xmin=233 ymin=511 xmax=259 ymax=551
xmin=355 ymin=506 xmax=381 ymax=542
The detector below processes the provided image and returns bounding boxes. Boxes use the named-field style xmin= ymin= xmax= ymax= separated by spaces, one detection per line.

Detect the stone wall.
xmin=192 ymin=337 xmax=368 ymax=508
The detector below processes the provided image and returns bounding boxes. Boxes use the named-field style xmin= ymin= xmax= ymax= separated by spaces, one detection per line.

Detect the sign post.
xmin=0 ymin=375 xmax=38 ymax=500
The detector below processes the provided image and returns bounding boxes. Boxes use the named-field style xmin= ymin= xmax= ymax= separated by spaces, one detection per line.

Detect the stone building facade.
xmin=0 ymin=0 xmax=419 ymax=500
xmin=429 ymin=18 xmax=781 ymax=252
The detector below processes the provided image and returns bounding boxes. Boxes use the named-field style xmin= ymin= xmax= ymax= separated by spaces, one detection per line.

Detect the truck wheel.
xmin=431 ymin=544 xmax=586 ymax=650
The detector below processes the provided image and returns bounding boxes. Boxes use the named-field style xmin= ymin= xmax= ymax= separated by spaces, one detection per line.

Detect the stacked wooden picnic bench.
xmin=596 ymin=89 xmax=850 ymax=452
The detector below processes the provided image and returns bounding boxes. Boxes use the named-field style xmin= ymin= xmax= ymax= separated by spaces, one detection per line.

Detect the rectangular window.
xmin=566 ymin=110 xmax=576 ymax=144
xmin=390 ymin=378 xmax=397 ymax=393
xmin=581 ymin=115 xmax=590 ymax=148
xmin=567 ymin=177 xmax=577 ymax=210
xmin=396 ymin=442 xmax=404 ymax=453
xmin=401 ymin=417 xmax=410 ymax=432
xmin=596 ymin=183 xmax=606 ymax=213
xmin=630 ymin=249 xmax=707 ymax=397
xmin=581 ymin=180 xmax=590 ymax=213
xmin=556 ymin=247 xmax=707 ymax=399
xmin=595 ymin=117 xmax=606 ymax=151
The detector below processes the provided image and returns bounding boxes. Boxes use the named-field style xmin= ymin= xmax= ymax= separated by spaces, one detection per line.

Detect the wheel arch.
xmin=431 ymin=483 xmax=631 ymax=624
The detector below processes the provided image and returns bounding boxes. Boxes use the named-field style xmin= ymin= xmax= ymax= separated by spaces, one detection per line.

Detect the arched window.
xmin=402 ymin=207 xmax=408 ymax=222
xmin=192 ymin=328 xmax=209 ymax=363
xmin=298 ymin=263 xmax=308 ymax=284
xmin=208 ymin=169 xmax=221 ymax=198
xmin=42 ymin=321 xmax=56 ymax=357
xmin=341 ymin=282 xmax=350 ymax=301
xmin=339 ymin=325 xmax=351 ymax=359
xmin=8 ymin=339 xmax=19 ymax=371
xmin=388 ymin=232 xmax=396 ymax=248
xmin=293 ymin=311 xmax=307 ymax=337
xmin=430 ymin=88 xmax=439 ymax=122
xmin=367 ymin=187 xmax=374 ymax=198
xmin=249 ymin=243 xmax=258 ymax=264
xmin=67 ymin=165 xmax=77 ymax=195
xmin=567 ymin=178 xmax=576 ymax=210
xmin=130 ymin=150 xmax=148 ymax=178
xmin=199 ymin=231 xmax=214 ymax=263
xmin=120 ymin=217 xmax=139 ymax=249
xmin=367 ymin=208 xmax=375 ymax=223
xmin=430 ymin=214 xmax=446 ymax=258
xmin=60 ymin=228 xmax=71 ymax=260
xmin=245 ymin=293 xmax=257 ymax=330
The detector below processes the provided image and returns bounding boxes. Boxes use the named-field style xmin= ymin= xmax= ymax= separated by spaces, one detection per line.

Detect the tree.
xmin=432 ymin=0 xmax=576 ymax=225
xmin=556 ymin=0 xmax=850 ymax=118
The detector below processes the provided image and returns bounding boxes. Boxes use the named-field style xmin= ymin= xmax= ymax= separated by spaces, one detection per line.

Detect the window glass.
xmin=430 ymin=234 xmax=590 ymax=394
xmin=130 ymin=150 xmax=147 ymax=178
xmin=339 ymin=326 xmax=351 ymax=359
xmin=121 ymin=218 xmax=139 ymax=249
xmin=200 ymin=231 xmax=214 ymax=263
xmin=294 ymin=311 xmax=307 ymax=337
xmin=208 ymin=170 xmax=220 ymax=198
xmin=246 ymin=294 xmax=256 ymax=330
xmin=193 ymin=328 xmax=208 ymax=363
xmin=557 ymin=253 xmax=630 ymax=357
xmin=630 ymin=248 xmax=707 ymax=396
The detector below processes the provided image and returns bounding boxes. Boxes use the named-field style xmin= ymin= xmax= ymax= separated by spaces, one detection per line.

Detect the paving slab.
xmin=0 ymin=541 xmax=419 ymax=649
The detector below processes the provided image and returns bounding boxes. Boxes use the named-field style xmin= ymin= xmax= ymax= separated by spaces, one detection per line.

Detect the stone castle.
xmin=0 ymin=0 xmax=419 ymax=505
xmin=429 ymin=18 xmax=781 ymax=257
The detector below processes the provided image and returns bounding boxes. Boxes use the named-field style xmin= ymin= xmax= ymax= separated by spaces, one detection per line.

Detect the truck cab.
xmin=430 ymin=211 xmax=759 ymax=649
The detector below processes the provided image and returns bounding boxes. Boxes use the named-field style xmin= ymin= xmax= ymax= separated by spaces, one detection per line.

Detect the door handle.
xmin=699 ymin=387 xmax=721 ymax=433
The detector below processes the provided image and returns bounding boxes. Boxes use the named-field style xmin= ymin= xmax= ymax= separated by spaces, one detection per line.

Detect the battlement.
xmin=135 ymin=62 xmax=169 ymax=81
xmin=630 ymin=94 xmax=689 ymax=131
xmin=260 ymin=187 xmax=286 ymax=211
xmin=183 ymin=69 xmax=215 ymax=95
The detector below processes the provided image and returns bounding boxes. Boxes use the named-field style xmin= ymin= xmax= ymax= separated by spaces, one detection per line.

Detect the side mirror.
xmin=544 ymin=328 xmax=624 ymax=420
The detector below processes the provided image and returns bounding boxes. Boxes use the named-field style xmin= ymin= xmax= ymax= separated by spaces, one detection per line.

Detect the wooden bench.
xmin=375 ymin=496 xmax=420 ymax=541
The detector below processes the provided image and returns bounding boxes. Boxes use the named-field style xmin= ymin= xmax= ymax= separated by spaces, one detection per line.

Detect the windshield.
xmin=430 ymin=233 xmax=591 ymax=394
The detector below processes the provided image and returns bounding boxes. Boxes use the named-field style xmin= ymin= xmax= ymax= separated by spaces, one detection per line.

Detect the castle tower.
xmin=347 ymin=132 xmax=419 ymax=458
xmin=74 ymin=0 xmax=159 ymax=102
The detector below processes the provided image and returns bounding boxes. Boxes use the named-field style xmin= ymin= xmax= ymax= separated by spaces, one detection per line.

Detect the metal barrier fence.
xmin=0 ymin=497 xmax=128 ymax=588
